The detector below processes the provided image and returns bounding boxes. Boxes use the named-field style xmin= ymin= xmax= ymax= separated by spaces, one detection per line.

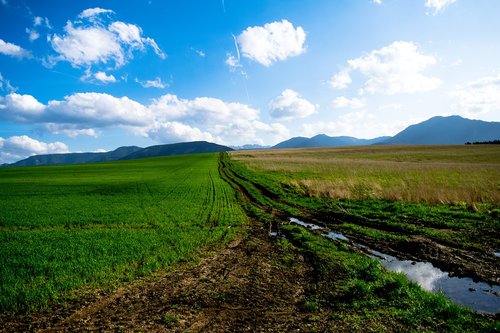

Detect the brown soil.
xmin=0 ymin=221 xmax=355 ymax=333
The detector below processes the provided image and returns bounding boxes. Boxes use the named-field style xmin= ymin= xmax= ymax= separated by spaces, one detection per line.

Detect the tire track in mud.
xmin=10 ymin=223 xmax=316 ymax=333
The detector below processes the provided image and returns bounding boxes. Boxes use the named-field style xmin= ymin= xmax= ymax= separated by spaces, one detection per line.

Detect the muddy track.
xmin=1 ymin=221 xmax=351 ymax=332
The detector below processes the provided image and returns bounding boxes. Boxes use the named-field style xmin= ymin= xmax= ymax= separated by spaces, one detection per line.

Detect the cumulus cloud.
xmin=269 ymin=89 xmax=317 ymax=120
xmin=0 ymin=92 xmax=150 ymax=127
xmin=0 ymin=135 xmax=69 ymax=164
xmin=332 ymin=96 xmax=365 ymax=109
xmin=0 ymin=93 xmax=45 ymax=122
xmin=135 ymin=77 xmax=167 ymax=89
xmin=78 ymin=7 xmax=115 ymax=19
xmin=0 ymin=39 xmax=32 ymax=58
xmin=143 ymin=94 xmax=289 ymax=144
xmin=46 ymin=93 xmax=150 ymax=127
xmin=451 ymin=74 xmax=500 ymax=117
xmin=235 ymin=19 xmax=306 ymax=66
xmin=329 ymin=69 xmax=352 ymax=89
xmin=330 ymin=41 xmax=441 ymax=95
xmin=147 ymin=122 xmax=214 ymax=143
xmin=0 ymin=91 xmax=288 ymax=145
xmin=48 ymin=8 xmax=165 ymax=68
xmin=425 ymin=0 xmax=457 ymax=15
xmin=94 ymin=71 xmax=117 ymax=83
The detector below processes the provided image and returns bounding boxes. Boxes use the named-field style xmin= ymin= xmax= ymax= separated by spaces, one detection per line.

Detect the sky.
xmin=0 ymin=0 xmax=499 ymax=163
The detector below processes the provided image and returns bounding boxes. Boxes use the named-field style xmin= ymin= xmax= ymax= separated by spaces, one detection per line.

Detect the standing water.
xmin=289 ymin=218 xmax=500 ymax=314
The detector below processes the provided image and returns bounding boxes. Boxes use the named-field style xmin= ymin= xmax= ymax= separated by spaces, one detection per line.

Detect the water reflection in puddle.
xmin=270 ymin=231 xmax=286 ymax=238
xmin=290 ymin=217 xmax=324 ymax=230
xmin=371 ymin=249 xmax=500 ymax=314
xmin=323 ymin=231 xmax=349 ymax=241
xmin=289 ymin=217 xmax=500 ymax=314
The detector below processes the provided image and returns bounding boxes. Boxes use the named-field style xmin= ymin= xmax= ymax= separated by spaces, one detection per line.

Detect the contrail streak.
xmin=231 ymin=34 xmax=240 ymax=61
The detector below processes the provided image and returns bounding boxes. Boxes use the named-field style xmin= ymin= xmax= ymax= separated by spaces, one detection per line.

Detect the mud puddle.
xmin=288 ymin=217 xmax=500 ymax=314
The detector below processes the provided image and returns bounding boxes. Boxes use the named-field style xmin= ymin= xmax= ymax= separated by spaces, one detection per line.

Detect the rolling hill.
xmin=10 ymin=146 xmax=142 ymax=167
xmin=8 ymin=141 xmax=233 ymax=167
xmin=379 ymin=116 xmax=500 ymax=144
xmin=121 ymin=141 xmax=233 ymax=160
xmin=272 ymin=135 xmax=390 ymax=149
xmin=272 ymin=116 xmax=499 ymax=148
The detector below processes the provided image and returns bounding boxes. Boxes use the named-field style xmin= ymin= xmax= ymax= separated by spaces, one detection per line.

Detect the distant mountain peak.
xmin=380 ymin=115 xmax=500 ymax=145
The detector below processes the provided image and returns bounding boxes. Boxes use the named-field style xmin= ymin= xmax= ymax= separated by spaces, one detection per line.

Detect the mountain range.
xmin=4 ymin=115 xmax=500 ymax=167
xmin=272 ymin=116 xmax=500 ymax=149
xmin=8 ymin=141 xmax=233 ymax=167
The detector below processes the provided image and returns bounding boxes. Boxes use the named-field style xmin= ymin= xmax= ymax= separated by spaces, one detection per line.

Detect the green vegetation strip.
xmin=0 ymin=153 xmax=246 ymax=312
xmin=279 ymin=225 xmax=498 ymax=332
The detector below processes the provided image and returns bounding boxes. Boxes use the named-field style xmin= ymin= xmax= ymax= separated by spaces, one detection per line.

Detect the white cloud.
xmin=79 ymin=8 xmax=115 ymax=19
xmin=147 ymin=122 xmax=214 ymax=143
xmin=236 ymin=19 xmax=306 ymax=66
xmin=108 ymin=21 xmax=145 ymax=49
xmin=332 ymin=96 xmax=365 ymax=109
xmin=302 ymin=110 xmax=410 ymax=139
xmin=26 ymin=28 xmax=40 ymax=41
xmin=135 ymin=77 xmax=167 ymax=89
xmin=146 ymin=94 xmax=288 ymax=145
xmin=425 ymin=0 xmax=457 ymax=15
xmin=0 ymin=93 xmax=45 ymax=122
xmin=451 ymin=74 xmax=500 ymax=117
xmin=0 ymin=39 xmax=31 ymax=58
xmin=46 ymin=93 xmax=150 ymax=127
xmin=94 ymin=71 xmax=117 ymax=83
xmin=194 ymin=49 xmax=205 ymax=57
xmin=225 ymin=53 xmax=241 ymax=69
xmin=269 ymin=89 xmax=317 ymax=120
xmin=41 ymin=124 xmax=99 ymax=138
xmin=329 ymin=69 xmax=352 ymax=89
xmin=49 ymin=10 xmax=165 ymax=68
xmin=0 ymin=91 xmax=287 ymax=145
xmin=0 ymin=92 xmax=150 ymax=127
xmin=33 ymin=16 xmax=43 ymax=26
xmin=372 ymin=0 xmax=382 ymax=4
xmin=50 ymin=22 xmax=124 ymax=67
xmin=26 ymin=16 xmax=51 ymax=42
xmin=0 ymin=73 xmax=17 ymax=93
xmin=331 ymin=41 xmax=441 ymax=95
xmin=0 ymin=135 xmax=69 ymax=164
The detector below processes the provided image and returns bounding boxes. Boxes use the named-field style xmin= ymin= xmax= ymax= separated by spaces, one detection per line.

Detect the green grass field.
xmin=1 ymin=147 xmax=498 ymax=331
xmin=0 ymin=153 xmax=246 ymax=312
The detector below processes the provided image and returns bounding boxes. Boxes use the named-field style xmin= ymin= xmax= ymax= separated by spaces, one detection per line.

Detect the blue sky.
xmin=1 ymin=0 xmax=499 ymax=163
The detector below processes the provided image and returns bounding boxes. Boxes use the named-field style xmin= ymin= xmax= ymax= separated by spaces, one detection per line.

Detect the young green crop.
xmin=0 ymin=153 xmax=246 ymax=312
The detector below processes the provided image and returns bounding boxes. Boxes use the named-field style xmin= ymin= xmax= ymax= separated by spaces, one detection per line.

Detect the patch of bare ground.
xmin=0 ymin=220 xmax=356 ymax=332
